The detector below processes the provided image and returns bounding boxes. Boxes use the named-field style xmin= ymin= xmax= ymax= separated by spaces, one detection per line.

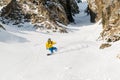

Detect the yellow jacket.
xmin=46 ymin=41 xmax=56 ymax=49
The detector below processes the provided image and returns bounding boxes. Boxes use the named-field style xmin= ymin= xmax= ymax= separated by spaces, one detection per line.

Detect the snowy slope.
xmin=0 ymin=1 xmax=120 ymax=80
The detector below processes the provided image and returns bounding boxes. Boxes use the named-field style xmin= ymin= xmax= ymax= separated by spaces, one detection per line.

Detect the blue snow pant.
xmin=49 ymin=47 xmax=57 ymax=54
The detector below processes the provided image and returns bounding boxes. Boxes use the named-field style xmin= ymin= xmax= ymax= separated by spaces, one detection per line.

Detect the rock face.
xmin=101 ymin=0 xmax=120 ymax=42
xmin=100 ymin=43 xmax=111 ymax=49
xmin=59 ymin=0 xmax=79 ymax=23
xmin=88 ymin=0 xmax=120 ymax=42
xmin=0 ymin=0 xmax=79 ymax=32
xmin=0 ymin=0 xmax=11 ymax=6
xmin=1 ymin=0 xmax=26 ymax=25
xmin=0 ymin=24 xmax=6 ymax=30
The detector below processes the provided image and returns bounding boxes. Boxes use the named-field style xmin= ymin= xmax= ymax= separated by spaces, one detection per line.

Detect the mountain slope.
xmin=0 ymin=1 xmax=120 ymax=80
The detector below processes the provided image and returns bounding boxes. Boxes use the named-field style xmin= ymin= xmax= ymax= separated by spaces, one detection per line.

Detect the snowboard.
xmin=47 ymin=50 xmax=59 ymax=56
xmin=47 ymin=53 xmax=52 ymax=56
xmin=47 ymin=52 xmax=57 ymax=56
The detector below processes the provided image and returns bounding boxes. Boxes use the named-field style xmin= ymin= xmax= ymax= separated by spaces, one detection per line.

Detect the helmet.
xmin=48 ymin=38 xmax=51 ymax=41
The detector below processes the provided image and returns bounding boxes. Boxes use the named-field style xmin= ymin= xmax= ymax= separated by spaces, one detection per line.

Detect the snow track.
xmin=58 ymin=42 xmax=90 ymax=54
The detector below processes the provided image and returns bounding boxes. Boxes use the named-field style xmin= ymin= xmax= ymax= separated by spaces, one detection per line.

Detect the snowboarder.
xmin=46 ymin=38 xmax=57 ymax=55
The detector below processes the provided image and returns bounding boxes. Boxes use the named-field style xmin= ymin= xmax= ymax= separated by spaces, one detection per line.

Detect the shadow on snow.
xmin=0 ymin=30 xmax=29 ymax=43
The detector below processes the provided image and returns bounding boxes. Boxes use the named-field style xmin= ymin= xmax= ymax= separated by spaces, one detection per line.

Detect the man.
xmin=46 ymin=38 xmax=57 ymax=55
